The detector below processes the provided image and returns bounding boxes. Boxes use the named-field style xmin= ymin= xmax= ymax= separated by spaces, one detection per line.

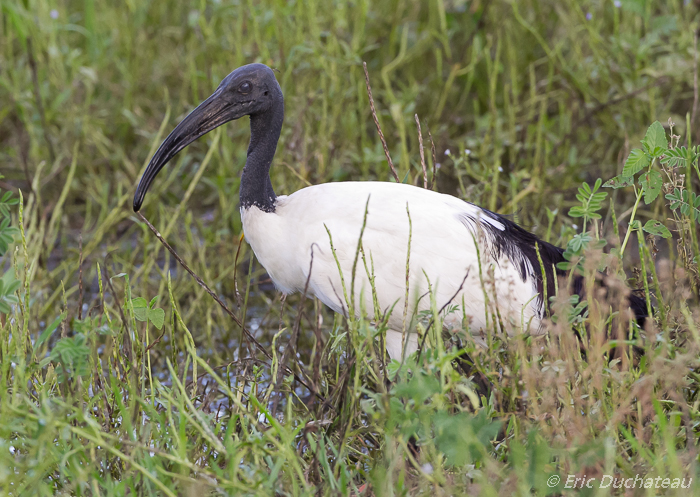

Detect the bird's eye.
xmin=238 ymin=82 xmax=252 ymax=94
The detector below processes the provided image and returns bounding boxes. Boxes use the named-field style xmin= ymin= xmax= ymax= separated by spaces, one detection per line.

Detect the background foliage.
xmin=1 ymin=0 xmax=700 ymax=494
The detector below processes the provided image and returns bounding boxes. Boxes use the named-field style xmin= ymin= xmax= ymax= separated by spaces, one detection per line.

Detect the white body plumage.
xmin=242 ymin=181 xmax=543 ymax=360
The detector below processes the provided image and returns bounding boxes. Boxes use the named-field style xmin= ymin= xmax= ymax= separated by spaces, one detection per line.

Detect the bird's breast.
xmin=240 ymin=201 xmax=309 ymax=294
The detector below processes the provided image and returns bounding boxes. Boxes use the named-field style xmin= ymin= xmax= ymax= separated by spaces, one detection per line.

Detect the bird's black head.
xmin=133 ymin=63 xmax=282 ymax=211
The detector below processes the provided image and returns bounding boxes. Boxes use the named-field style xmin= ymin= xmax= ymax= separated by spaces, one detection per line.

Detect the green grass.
xmin=1 ymin=0 xmax=700 ymax=494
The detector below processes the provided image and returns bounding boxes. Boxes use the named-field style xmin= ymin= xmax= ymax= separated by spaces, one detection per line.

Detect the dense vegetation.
xmin=1 ymin=0 xmax=700 ymax=494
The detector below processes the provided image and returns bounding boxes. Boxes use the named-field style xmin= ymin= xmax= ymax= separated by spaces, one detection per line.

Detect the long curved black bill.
xmin=133 ymin=88 xmax=232 ymax=211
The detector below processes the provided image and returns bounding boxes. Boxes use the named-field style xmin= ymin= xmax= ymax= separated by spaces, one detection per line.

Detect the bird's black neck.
xmin=240 ymin=95 xmax=284 ymax=212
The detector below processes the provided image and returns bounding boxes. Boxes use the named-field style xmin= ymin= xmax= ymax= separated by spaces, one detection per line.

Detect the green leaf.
xmin=2 ymin=295 xmax=18 ymax=305
xmin=131 ymin=297 xmax=148 ymax=322
xmin=568 ymin=206 xmax=585 ymax=218
xmin=433 ymin=411 xmax=501 ymax=467
xmin=131 ymin=296 xmax=165 ymax=328
xmin=36 ymin=312 xmax=67 ymax=348
xmin=622 ymin=149 xmax=650 ymax=177
xmin=641 ymin=121 xmax=668 ymax=157
xmin=665 ymin=188 xmax=683 ymax=210
xmin=568 ymin=232 xmax=593 ymax=253
xmin=394 ymin=372 xmax=440 ymax=404
xmin=568 ymin=181 xmax=607 ymax=222
xmin=1 ymin=270 xmax=20 ymax=294
xmin=603 ymin=175 xmax=634 ymax=189
xmin=131 ymin=297 xmax=148 ymax=307
xmin=665 ymin=189 xmax=700 ymax=223
xmin=642 ymin=220 xmax=672 ymax=238
xmin=0 ymin=188 xmax=19 ymax=215
xmin=660 ymin=147 xmax=690 ymax=168
xmin=0 ymin=271 xmax=21 ymax=314
xmin=148 ymin=308 xmax=165 ymax=330
xmin=0 ymin=216 xmax=18 ymax=256
xmin=639 ymin=170 xmax=663 ymax=204
xmin=50 ymin=334 xmax=91 ymax=380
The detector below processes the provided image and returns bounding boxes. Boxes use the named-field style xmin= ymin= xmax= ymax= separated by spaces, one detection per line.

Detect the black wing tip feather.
xmin=627 ymin=290 xmax=650 ymax=326
xmin=470 ymin=208 xmax=564 ymax=311
xmin=472 ymin=208 xmax=652 ymax=325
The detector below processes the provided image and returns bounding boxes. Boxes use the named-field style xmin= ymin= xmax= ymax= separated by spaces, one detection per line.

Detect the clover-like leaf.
xmin=641 ymin=121 xmax=668 ymax=158
xmin=622 ymin=148 xmax=651 ymax=177
xmin=148 ymin=308 xmax=165 ymax=330
xmin=603 ymin=175 xmax=634 ymax=189
xmin=130 ymin=296 xmax=165 ymax=329
xmin=131 ymin=297 xmax=149 ymax=322
xmin=642 ymin=220 xmax=672 ymax=238
xmin=639 ymin=170 xmax=663 ymax=204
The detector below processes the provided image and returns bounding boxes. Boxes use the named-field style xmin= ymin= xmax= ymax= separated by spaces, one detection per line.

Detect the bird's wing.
xmin=264 ymin=182 xmax=540 ymax=332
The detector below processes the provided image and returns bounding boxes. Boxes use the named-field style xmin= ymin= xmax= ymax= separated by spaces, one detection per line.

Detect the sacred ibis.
xmin=133 ymin=63 xmax=646 ymax=360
